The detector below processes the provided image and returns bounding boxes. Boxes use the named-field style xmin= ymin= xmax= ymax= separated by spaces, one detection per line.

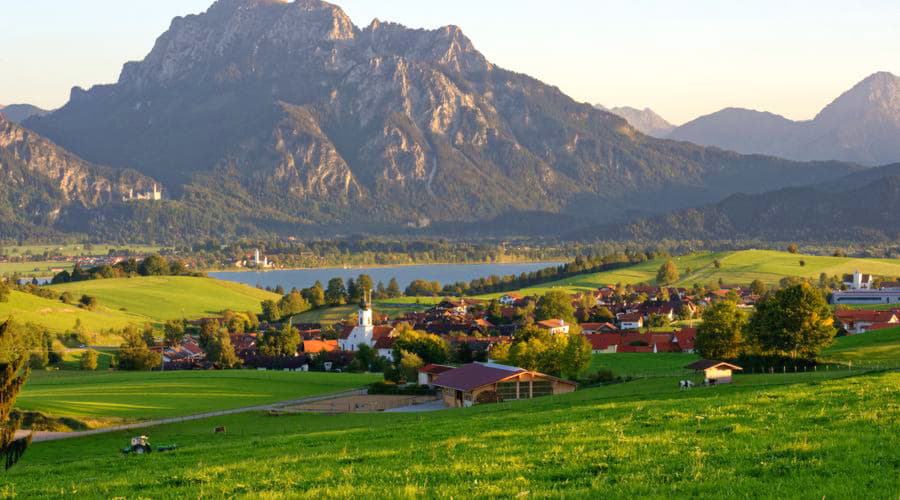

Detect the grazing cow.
xmin=679 ymin=380 xmax=694 ymax=390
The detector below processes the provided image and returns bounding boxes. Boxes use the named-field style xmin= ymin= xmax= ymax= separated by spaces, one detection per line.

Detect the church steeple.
xmin=358 ymin=289 xmax=373 ymax=327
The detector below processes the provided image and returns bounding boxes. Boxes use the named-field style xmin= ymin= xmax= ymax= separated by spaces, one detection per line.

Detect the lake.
xmin=209 ymin=262 xmax=564 ymax=291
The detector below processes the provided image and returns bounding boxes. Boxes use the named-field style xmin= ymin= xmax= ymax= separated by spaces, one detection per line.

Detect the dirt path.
xmin=15 ymin=389 xmax=367 ymax=443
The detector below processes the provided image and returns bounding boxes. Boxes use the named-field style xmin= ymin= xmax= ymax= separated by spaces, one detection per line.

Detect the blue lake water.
xmin=209 ymin=262 xmax=564 ymax=291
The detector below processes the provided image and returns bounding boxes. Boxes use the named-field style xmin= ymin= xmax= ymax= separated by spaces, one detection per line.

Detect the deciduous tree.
xmin=695 ymin=301 xmax=747 ymax=359
xmin=0 ymin=320 xmax=31 ymax=470
xmin=656 ymin=260 xmax=679 ymax=285
xmin=746 ymin=282 xmax=836 ymax=359
xmin=535 ymin=290 xmax=577 ymax=324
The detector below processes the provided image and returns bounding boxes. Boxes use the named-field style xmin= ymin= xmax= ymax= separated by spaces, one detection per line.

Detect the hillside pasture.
xmin=16 ymin=370 xmax=380 ymax=421
xmin=49 ymin=276 xmax=280 ymax=322
xmin=820 ymin=327 xmax=900 ymax=366
xmin=0 ymin=291 xmax=140 ymax=334
xmin=4 ymin=371 xmax=896 ymax=497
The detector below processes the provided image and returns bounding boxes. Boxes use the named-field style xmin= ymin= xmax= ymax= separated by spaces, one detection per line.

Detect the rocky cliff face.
xmin=669 ymin=72 xmax=900 ymax=165
xmin=596 ymin=105 xmax=674 ymax=138
xmin=0 ymin=114 xmax=157 ymax=227
xmin=26 ymin=0 xmax=861 ymax=234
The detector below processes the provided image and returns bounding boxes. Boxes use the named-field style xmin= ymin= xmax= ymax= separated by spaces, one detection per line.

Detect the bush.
xmin=581 ymin=368 xmax=621 ymax=386
xmin=80 ymin=349 xmax=99 ymax=371
xmin=367 ymin=382 xmax=436 ymax=396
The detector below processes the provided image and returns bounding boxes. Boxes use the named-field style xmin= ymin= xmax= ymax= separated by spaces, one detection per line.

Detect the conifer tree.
xmin=1 ymin=320 xmax=31 ymax=470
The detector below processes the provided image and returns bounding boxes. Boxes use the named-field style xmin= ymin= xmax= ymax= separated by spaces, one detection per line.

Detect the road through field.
xmin=15 ymin=388 xmax=368 ymax=443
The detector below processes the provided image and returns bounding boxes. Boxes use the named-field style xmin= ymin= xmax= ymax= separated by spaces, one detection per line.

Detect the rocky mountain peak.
xmin=815 ymin=71 xmax=900 ymax=126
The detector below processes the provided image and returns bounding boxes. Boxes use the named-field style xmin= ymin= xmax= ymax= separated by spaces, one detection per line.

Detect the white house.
xmin=618 ymin=312 xmax=644 ymax=331
xmin=499 ymin=294 xmax=522 ymax=306
xmin=536 ymin=319 xmax=570 ymax=334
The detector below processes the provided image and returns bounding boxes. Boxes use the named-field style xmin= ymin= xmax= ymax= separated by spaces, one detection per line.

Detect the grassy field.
xmin=4 ymin=370 xmax=896 ymax=497
xmin=0 ymin=260 xmax=74 ymax=276
xmin=291 ymin=301 xmax=432 ymax=325
xmin=820 ymin=327 xmax=900 ymax=366
xmin=0 ymin=291 xmax=140 ymax=335
xmin=590 ymin=352 xmax=701 ymax=377
xmin=466 ymin=250 xmax=900 ymax=297
xmin=49 ymin=276 xmax=280 ymax=322
xmin=3 ymin=244 xmax=163 ymax=257
xmin=16 ymin=370 xmax=381 ymax=421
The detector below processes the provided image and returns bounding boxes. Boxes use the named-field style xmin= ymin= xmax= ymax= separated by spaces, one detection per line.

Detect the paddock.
xmin=275 ymin=394 xmax=439 ymax=413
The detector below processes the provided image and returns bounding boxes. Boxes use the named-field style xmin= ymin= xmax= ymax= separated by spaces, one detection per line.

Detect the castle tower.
xmin=254 ymin=249 xmax=261 ymax=266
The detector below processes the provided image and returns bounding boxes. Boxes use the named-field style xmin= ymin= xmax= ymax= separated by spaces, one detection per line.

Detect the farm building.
xmin=432 ymin=362 xmax=577 ymax=408
xmin=686 ymin=360 xmax=743 ymax=384
xmin=418 ymin=364 xmax=456 ymax=386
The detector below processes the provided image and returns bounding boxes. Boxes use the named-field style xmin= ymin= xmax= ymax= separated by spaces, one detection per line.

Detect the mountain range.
xmin=0 ymin=104 xmax=48 ymax=124
xmin=0 ymin=113 xmax=158 ymax=240
xmin=8 ymin=0 xmax=867 ymax=242
xmin=667 ymin=72 xmax=900 ymax=166
xmin=594 ymin=105 xmax=674 ymax=138
xmin=588 ymin=163 xmax=900 ymax=242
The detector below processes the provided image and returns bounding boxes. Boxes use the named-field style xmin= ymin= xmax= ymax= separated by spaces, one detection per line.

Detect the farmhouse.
xmin=843 ymin=271 xmax=874 ymax=290
xmin=834 ymin=310 xmax=899 ymax=334
xmin=432 ymin=362 xmax=577 ymax=408
xmin=536 ymin=319 xmax=570 ymax=334
xmin=618 ymin=312 xmax=644 ymax=330
xmin=686 ymin=360 xmax=743 ymax=384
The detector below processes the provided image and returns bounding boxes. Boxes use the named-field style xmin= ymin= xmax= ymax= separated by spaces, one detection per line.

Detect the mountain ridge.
xmin=668 ymin=71 xmax=900 ymax=165
xmin=18 ymin=0 xmax=863 ymax=240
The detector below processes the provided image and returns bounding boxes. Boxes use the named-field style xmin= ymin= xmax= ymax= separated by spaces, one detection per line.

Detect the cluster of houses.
xmin=831 ymin=271 xmax=900 ymax=306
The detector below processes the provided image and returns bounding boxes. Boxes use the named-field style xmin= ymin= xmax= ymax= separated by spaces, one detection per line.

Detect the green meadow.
xmin=590 ymin=352 xmax=701 ymax=378
xmin=16 ymin=371 xmax=380 ymax=421
xmin=472 ymin=249 xmax=900 ymax=297
xmin=821 ymin=327 xmax=900 ymax=366
xmin=4 ymin=370 xmax=897 ymax=497
xmin=0 ymin=290 xmax=140 ymax=334
xmin=49 ymin=276 xmax=280 ymax=322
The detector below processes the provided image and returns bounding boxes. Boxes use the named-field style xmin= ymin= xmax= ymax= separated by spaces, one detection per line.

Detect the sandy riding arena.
xmin=277 ymin=394 xmax=439 ymax=413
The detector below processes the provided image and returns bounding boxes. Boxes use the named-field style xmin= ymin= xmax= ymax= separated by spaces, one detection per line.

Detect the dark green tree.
xmin=278 ymin=291 xmax=311 ymax=318
xmin=656 ymin=260 xmax=679 ymax=285
xmin=357 ymin=274 xmax=374 ymax=295
xmin=325 ymin=278 xmax=347 ymax=306
xmin=747 ymin=283 xmax=836 ymax=359
xmin=535 ymin=290 xmax=577 ymax=324
xmin=695 ymin=301 xmax=747 ymax=359
xmin=117 ymin=326 xmax=160 ymax=371
xmin=163 ymin=319 xmax=186 ymax=347
xmin=260 ymin=299 xmax=282 ymax=323
xmin=138 ymin=255 xmax=170 ymax=276
xmin=386 ymin=278 xmax=402 ymax=298
xmin=0 ymin=320 xmax=31 ymax=470
xmin=749 ymin=279 xmax=767 ymax=295
xmin=259 ymin=323 xmax=300 ymax=357
xmin=206 ymin=329 xmax=242 ymax=369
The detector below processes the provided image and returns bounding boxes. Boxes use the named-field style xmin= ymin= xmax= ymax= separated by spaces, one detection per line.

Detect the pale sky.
xmin=2 ymin=0 xmax=898 ymax=124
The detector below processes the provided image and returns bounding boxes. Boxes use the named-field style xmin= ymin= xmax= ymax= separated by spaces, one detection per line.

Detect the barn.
xmin=686 ymin=360 xmax=743 ymax=384
xmin=432 ymin=362 xmax=577 ymax=408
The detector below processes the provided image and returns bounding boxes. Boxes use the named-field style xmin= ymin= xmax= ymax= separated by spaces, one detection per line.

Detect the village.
xmin=154 ymin=270 xmax=900 ymax=409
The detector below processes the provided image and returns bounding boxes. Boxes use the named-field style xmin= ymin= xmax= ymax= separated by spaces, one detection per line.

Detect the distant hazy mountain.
xmin=588 ymin=163 xmax=900 ymax=242
xmin=595 ymin=104 xmax=674 ymax=138
xmin=20 ymin=0 xmax=860 ymax=240
xmin=0 ymin=104 xmax=48 ymax=123
xmin=669 ymin=72 xmax=900 ymax=165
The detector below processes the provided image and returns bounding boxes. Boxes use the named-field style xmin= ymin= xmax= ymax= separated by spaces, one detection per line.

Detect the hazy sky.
xmin=2 ymin=0 xmax=898 ymax=124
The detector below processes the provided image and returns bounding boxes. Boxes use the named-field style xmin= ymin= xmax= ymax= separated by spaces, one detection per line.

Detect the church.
xmin=338 ymin=291 xmax=394 ymax=351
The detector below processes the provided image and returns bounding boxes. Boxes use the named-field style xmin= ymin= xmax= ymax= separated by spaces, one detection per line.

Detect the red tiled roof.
xmin=862 ymin=322 xmax=899 ymax=332
xmin=537 ymin=319 xmax=568 ymax=329
xmin=618 ymin=313 xmax=643 ymax=322
xmin=583 ymin=334 xmax=619 ymax=350
xmin=835 ymin=310 xmax=898 ymax=323
xmin=372 ymin=336 xmax=396 ymax=350
xmin=302 ymin=340 xmax=338 ymax=353
xmin=432 ymin=363 xmax=525 ymax=392
xmin=419 ymin=364 xmax=456 ymax=375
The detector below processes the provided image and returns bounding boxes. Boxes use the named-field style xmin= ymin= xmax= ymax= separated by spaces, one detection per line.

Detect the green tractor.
xmin=121 ymin=436 xmax=177 ymax=455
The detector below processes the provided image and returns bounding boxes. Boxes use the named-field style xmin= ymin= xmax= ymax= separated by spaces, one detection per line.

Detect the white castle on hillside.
xmin=124 ymin=184 xmax=162 ymax=202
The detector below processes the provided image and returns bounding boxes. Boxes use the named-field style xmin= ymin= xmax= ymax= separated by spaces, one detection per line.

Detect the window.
xmin=531 ymin=380 xmax=554 ymax=397
xmin=496 ymin=382 xmax=518 ymax=400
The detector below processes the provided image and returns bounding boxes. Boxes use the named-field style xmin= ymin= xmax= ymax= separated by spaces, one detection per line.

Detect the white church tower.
xmin=339 ymin=290 xmax=375 ymax=351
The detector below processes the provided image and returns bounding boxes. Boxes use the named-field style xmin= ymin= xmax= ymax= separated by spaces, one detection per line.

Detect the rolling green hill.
xmin=5 ymin=371 xmax=897 ymax=497
xmin=821 ymin=327 xmax=900 ymax=365
xmin=49 ymin=276 xmax=280 ymax=322
xmin=0 ymin=290 xmax=140 ymax=334
xmin=471 ymin=250 xmax=900 ymax=297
